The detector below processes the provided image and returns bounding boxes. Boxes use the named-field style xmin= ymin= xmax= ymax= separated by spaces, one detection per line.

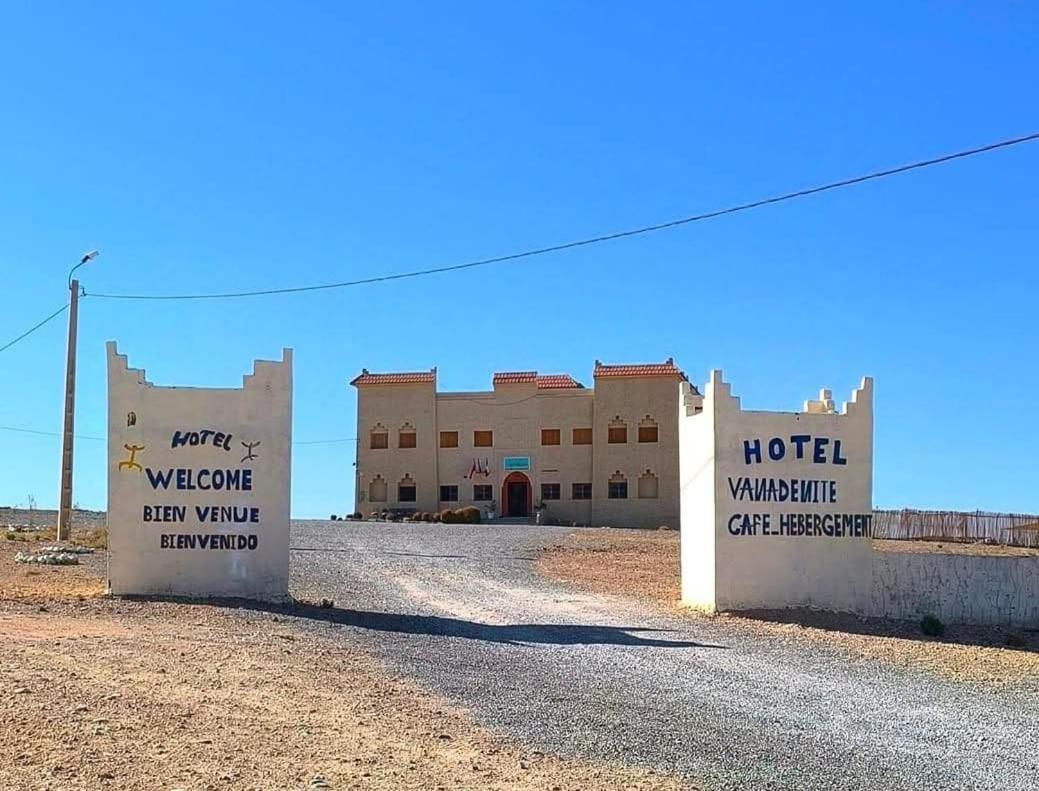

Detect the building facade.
xmin=352 ymin=359 xmax=701 ymax=528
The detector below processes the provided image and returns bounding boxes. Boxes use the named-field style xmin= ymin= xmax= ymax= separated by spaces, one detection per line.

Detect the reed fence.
xmin=872 ymin=509 xmax=1039 ymax=548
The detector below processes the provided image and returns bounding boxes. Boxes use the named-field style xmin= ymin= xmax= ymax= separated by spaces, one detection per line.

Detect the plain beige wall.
xmin=591 ymin=375 xmax=683 ymax=528
xmin=355 ymin=380 xmax=438 ymax=512
xmin=436 ymin=384 xmax=595 ymax=521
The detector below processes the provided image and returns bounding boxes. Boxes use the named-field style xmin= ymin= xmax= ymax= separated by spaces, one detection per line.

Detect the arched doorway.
xmin=501 ymin=471 xmax=532 ymax=518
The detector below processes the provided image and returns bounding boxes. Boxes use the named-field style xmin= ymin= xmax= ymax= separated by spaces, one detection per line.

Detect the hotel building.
xmin=351 ymin=359 xmax=702 ymax=528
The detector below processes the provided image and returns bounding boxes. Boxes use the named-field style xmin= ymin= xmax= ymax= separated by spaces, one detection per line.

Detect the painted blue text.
xmin=743 ymin=435 xmax=848 ymax=465
xmin=727 ymin=477 xmax=838 ymax=503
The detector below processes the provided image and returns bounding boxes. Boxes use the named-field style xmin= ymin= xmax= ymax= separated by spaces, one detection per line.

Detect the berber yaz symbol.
xmin=118 ymin=444 xmax=145 ymax=472
xmin=241 ymin=440 xmax=261 ymax=463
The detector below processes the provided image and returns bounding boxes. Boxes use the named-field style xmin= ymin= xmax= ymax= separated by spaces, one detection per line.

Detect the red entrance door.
xmin=501 ymin=472 xmax=532 ymax=517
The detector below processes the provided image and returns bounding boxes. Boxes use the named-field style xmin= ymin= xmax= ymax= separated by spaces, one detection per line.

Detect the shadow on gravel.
xmin=737 ymin=608 xmax=1039 ymax=653
xmin=242 ymin=599 xmax=724 ymax=649
xmin=290 ymin=547 xmax=535 ymax=561
xmin=290 ymin=547 xmax=468 ymax=559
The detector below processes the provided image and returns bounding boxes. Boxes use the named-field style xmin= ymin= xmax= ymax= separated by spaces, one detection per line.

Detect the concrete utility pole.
xmin=56 ymin=250 xmax=99 ymax=542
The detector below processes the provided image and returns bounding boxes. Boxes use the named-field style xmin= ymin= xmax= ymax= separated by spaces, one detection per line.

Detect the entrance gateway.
xmin=501 ymin=471 xmax=532 ymax=517
xmin=107 ymin=342 xmax=292 ymax=600
xmin=680 ymin=371 xmax=874 ymax=613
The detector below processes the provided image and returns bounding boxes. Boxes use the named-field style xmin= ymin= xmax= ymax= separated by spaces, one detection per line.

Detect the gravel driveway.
xmin=287 ymin=520 xmax=1038 ymax=790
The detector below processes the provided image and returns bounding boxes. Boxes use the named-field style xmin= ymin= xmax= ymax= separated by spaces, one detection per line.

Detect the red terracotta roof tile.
xmin=493 ymin=371 xmax=584 ymax=389
xmin=593 ymin=358 xmax=687 ymax=380
xmin=537 ymin=374 xmax=584 ymax=389
xmin=350 ymin=369 xmax=436 ymax=386
xmin=492 ymin=371 xmax=538 ymax=385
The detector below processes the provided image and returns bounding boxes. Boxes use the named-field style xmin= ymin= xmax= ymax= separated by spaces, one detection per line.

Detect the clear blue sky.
xmin=1 ymin=3 xmax=1037 ymax=517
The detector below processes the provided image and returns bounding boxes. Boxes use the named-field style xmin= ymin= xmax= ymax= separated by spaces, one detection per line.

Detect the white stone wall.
xmin=678 ymin=371 xmax=1039 ymax=628
xmin=678 ymin=377 xmax=717 ymax=606
xmin=680 ymin=370 xmax=874 ymax=613
xmin=106 ymin=342 xmax=291 ymax=600
xmin=871 ymin=551 xmax=1039 ymax=627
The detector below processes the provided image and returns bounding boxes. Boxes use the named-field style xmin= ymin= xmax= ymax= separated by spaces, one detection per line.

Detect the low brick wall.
xmin=871 ymin=551 xmax=1039 ymax=628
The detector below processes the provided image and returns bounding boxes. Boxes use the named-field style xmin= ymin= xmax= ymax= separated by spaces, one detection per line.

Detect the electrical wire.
xmin=0 ymin=303 xmax=69 ymax=354
xmin=444 ymin=391 xmax=591 ymax=408
xmin=87 ymin=131 xmax=1039 ymax=302
xmin=0 ymin=424 xmax=356 ymax=446
xmin=0 ymin=425 xmax=103 ymax=441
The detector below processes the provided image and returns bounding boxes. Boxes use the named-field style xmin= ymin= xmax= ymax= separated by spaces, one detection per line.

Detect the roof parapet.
xmin=350 ymin=367 xmax=436 ymax=387
xmin=594 ymin=357 xmax=687 ymax=381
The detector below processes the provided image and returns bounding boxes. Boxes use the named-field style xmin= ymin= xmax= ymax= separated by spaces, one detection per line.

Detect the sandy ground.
xmin=0 ymin=539 xmax=683 ymax=791
xmin=536 ymin=529 xmax=1039 ymax=685
xmin=0 ymin=540 xmax=107 ymax=602
xmin=871 ymin=537 xmax=1039 ymax=557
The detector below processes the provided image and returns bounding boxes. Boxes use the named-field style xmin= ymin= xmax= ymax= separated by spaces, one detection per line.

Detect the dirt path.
xmin=288 ymin=521 xmax=1039 ymax=791
xmin=536 ymin=528 xmax=1039 ymax=683
xmin=0 ymin=539 xmax=682 ymax=791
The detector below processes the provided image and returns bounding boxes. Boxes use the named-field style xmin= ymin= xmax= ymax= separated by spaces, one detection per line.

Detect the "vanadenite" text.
xmin=728 ymin=477 xmax=837 ymax=503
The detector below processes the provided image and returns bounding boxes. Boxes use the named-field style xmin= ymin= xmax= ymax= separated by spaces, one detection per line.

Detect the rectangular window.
xmin=572 ymin=483 xmax=592 ymax=500
xmin=440 ymin=431 xmax=458 ymax=448
xmin=572 ymin=427 xmax=593 ymax=445
xmin=399 ymin=431 xmax=417 ymax=448
xmin=608 ymin=426 xmax=627 ymax=444
xmin=370 ymin=432 xmax=388 ymax=449
xmin=638 ymin=425 xmax=658 ymax=443
xmin=541 ymin=483 xmax=560 ymax=501
xmin=473 ymin=484 xmax=493 ymax=501
xmin=474 ymin=430 xmax=493 ymax=447
xmin=541 ymin=428 xmax=560 ymax=446
xmin=608 ymin=481 xmax=628 ymax=499
xmin=398 ymin=485 xmax=416 ymax=502
xmin=439 ymin=485 xmax=458 ymax=502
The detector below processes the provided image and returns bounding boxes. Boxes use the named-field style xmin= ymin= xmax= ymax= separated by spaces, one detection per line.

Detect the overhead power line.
xmin=89 ymin=131 xmax=1039 ymax=303
xmin=0 ymin=303 xmax=69 ymax=354
xmin=0 ymin=424 xmax=356 ymax=446
xmin=0 ymin=425 xmax=104 ymax=441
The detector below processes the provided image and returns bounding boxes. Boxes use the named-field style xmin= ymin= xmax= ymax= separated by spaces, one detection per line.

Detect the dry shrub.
xmin=455 ymin=506 xmax=481 ymax=524
xmin=921 ymin=614 xmax=945 ymax=637
xmin=76 ymin=527 xmax=108 ymax=549
xmin=4 ymin=527 xmax=57 ymax=543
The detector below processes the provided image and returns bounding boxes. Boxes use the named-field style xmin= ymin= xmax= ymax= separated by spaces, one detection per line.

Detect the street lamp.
xmin=56 ymin=250 xmax=100 ymax=541
xmin=68 ymin=249 xmax=99 ymax=287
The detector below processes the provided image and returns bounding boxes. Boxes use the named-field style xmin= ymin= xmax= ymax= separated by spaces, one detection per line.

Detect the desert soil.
xmin=536 ymin=529 xmax=1039 ymax=684
xmin=0 ymin=537 xmax=681 ymax=791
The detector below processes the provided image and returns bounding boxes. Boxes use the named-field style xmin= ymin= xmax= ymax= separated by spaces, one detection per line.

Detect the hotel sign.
xmin=106 ymin=342 xmax=292 ymax=600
